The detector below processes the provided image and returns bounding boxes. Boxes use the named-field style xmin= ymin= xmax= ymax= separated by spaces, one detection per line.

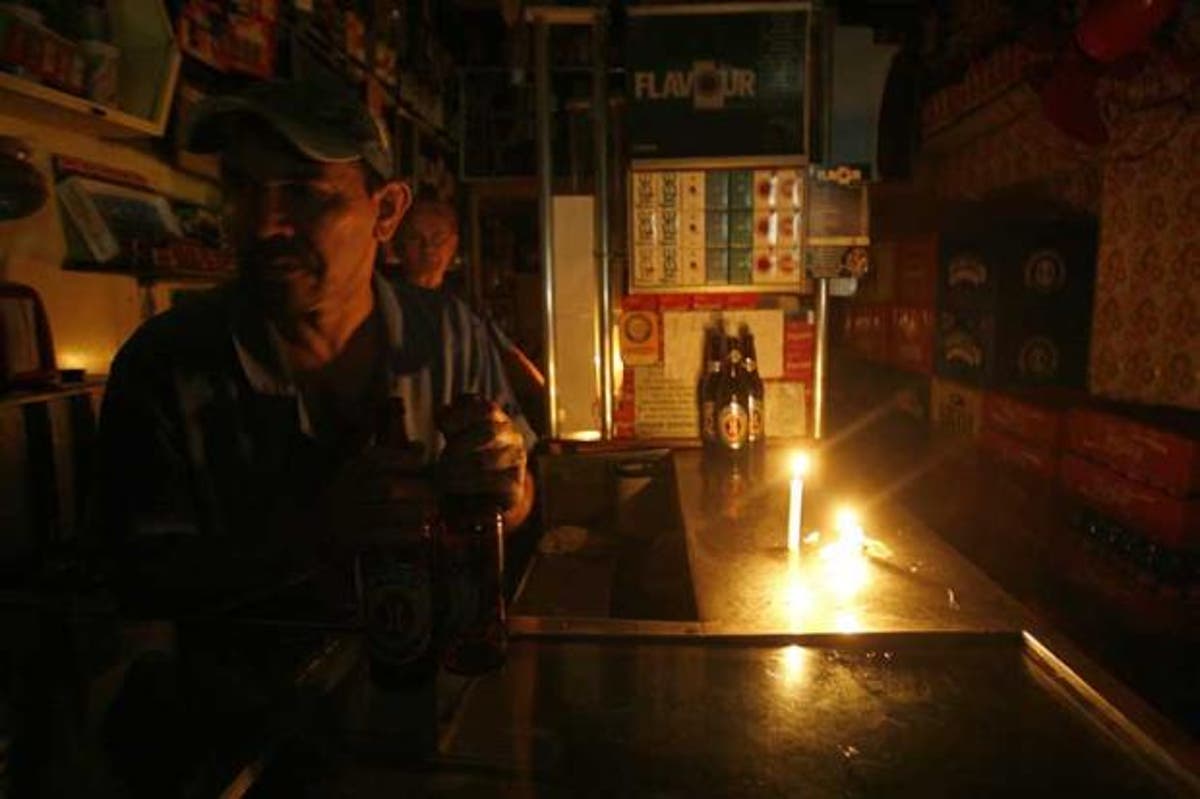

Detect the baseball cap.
xmin=185 ymin=79 xmax=393 ymax=180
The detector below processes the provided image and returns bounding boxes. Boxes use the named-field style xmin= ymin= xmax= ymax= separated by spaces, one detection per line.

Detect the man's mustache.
xmin=239 ymin=237 xmax=321 ymax=275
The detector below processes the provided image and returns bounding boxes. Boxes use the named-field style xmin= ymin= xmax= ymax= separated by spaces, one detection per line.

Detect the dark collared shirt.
xmin=96 ymin=273 xmax=534 ymax=612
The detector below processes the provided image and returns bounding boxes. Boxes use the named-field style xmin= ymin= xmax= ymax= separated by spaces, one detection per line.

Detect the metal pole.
xmin=592 ymin=7 xmax=613 ymax=440
xmin=535 ymin=19 xmax=559 ymax=439
xmin=812 ymin=277 xmax=829 ymax=440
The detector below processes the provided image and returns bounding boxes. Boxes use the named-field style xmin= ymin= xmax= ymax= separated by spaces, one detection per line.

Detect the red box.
xmin=783 ymin=318 xmax=814 ymax=381
xmin=983 ymin=389 xmax=1082 ymax=450
xmin=1059 ymin=455 xmax=1200 ymax=550
xmin=889 ymin=306 xmax=934 ymax=374
xmin=894 ymin=234 xmax=938 ymax=306
xmin=1066 ymin=407 xmax=1200 ymax=498
xmin=979 ymin=428 xmax=1058 ymax=480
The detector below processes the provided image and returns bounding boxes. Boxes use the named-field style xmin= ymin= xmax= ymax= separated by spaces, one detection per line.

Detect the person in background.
xmin=393 ymin=197 xmax=547 ymax=422
xmin=93 ymin=80 xmax=536 ymax=794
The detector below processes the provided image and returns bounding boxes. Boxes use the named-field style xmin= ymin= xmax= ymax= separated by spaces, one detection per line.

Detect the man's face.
xmin=222 ymin=134 xmax=382 ymax=318
xmin=397 ymin=208 xmax=458 ymax=289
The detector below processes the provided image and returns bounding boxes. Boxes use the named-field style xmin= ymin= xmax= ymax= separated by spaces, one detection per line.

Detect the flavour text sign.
xmin=628 ymin=4 xmax=811 ymax=159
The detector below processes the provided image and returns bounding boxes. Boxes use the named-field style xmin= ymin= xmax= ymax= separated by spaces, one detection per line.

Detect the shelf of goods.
xmin=0 ymin=0 xmax=180 ymax=137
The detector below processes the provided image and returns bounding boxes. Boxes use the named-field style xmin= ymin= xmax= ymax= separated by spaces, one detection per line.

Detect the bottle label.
xmin=747 ymin=397 xmax=763 ymax=441
xmin=701 ymin=400 xmax=717 ymax=440
xmin=357 ymin=550 xmax=433 ymax=667
xmin=718 ymin=402 xmax=749 ymax=448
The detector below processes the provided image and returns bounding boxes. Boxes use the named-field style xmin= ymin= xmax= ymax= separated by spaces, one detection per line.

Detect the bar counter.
xmin=224 ymin=444 xmax=1200 ymax=797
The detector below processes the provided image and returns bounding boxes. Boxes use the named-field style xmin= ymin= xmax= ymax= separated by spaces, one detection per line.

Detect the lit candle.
xmin=787 ymin=451 xmax=811 ymax=551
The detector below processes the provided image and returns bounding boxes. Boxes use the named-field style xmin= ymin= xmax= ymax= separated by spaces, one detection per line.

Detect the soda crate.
xmin=931 ymin=377 xmax=983 ymax=438
xmin=1059 ymin=454 xmax=1200 ymax=553
xmin=982 ymin=388 xmax=1084 ymax=450
xmin=1066 ymin=405 xmax=1200 ymax=499
xmin=978 ymin=428 xmax=1058 ymax=481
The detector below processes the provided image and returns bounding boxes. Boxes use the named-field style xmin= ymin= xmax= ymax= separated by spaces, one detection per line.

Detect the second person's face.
xmin=398 ymin=211 xmax=458 ymax=289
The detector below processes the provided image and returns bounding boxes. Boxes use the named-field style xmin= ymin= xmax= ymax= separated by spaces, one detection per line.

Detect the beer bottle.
xmin=717 ymin=336 xmax=750 ymax=451
xmin=436 ymin=395 xmax=508 ymax=675
xmin=355 ymin=396 xmax=438 ymax=689
xmin=699 ymin=327 xmax=725 ymax=447
xmin=740 ymin=325 xmax=765 ymax=446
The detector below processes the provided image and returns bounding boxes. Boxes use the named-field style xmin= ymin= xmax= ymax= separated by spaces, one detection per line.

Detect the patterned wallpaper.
xmin=1090 ymin=109 xmax=1200 ymax=410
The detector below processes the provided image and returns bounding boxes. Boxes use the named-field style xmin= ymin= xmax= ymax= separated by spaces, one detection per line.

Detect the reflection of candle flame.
xmin=779 ymin=644 xmax=807 ymax=687
xmin=786 ymin=476 xmax=803 ymax=552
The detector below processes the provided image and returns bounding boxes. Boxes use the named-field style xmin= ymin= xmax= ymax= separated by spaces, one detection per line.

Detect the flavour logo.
xmin=633 ymin=60 xmax=757 ymax=110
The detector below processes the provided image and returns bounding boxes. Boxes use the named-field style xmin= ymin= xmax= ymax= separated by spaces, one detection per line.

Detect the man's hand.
xmin=437 ymin=396 xmax=533 ymax=528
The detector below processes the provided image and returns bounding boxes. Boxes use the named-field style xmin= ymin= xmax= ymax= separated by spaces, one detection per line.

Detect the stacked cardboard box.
xmin=977 ymin=389 xmax=1080 ymax=481
xmin=1059 ymin=406 xmax=1200 ymax=561
xmin=935 ymin=216 xmax=1096 ymax=390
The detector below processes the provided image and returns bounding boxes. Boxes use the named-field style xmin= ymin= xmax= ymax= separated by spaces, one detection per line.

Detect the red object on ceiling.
xmin=1075 ymin=0 xmax=1182 ymax=63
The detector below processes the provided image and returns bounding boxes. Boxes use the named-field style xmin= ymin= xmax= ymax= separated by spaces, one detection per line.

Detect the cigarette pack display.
xmin=680 ymin=172 xmax=705 ymax=210
xmin=1066 ymin=406 xmax=1200 ymax=498
xmin=660 ymin=209 xmax=679 ymax=247
xmin=634 ymin=172 xmax=658 ymax=209
xmin=634 ymin=246 xmax=661 ymax=286
xmin=728 ymin=170 xmax=754 ymax=209
xmin=705 ymin=248 xmax=729 ymax=284
xmin=704 ymin=211 xmax=728 ymax=248
xmin=659 ymin=172 xmax=680 ymax=209
xmin=704 ymin=171 xmax=729 ymax=209
xmin=661 ymin=246 xmax=680 ymax=286
xmin=1059 ymin=455 xmax=1200 ymax=551
xmin=634 ymin=209 xmax=658 ymax=246
xmin=680 ymin=247 xmax=705 ymax=285
xmin=752 ymin=211 xmax=775 ymax=248
xmin=680 ymin=210 xmax=706 ymax=249
xmin=728 ymin=248 xmax=753 ymax=284
xmin=753 ymin=170 xmax=776 ymax=209
xmin=728 ymin=210 xmax=754 ymax=248
xmin=777 ymin=170 xmax=804 ymax=210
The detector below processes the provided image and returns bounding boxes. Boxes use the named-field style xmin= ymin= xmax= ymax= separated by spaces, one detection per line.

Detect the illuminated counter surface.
xmin=232 ymin=445 xmax=1200 ymax=797
xmin=670 ymin=446 xmax=1030 ymax=635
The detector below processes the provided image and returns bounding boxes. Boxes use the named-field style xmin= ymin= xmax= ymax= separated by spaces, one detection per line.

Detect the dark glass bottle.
xmin=717 ymin=336 xmax=749 ymax=451
xmin=355 ymin=396 xmax=438 ymax=689
xmin=740 ymin=326 xmax=765 ymax=446
xmin=436 ymin=395 xmax=508 ymax=675
xmin=699 ymin=327 xmax=725 ymax=447
xmin=438 ymin=496 xmax=507 ymax=675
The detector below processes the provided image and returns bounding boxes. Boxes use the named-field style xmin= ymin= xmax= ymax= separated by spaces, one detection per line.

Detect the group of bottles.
xmin=699 ymin=323 xmax=765 ymax=451
xmin=355 ymin=396 xmax=507 ymax=691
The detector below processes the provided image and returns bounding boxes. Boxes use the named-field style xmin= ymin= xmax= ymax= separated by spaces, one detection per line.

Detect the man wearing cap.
xmin=95 ymin=80 xmax=536 ymax=616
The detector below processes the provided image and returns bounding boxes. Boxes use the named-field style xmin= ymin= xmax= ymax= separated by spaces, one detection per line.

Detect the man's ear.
xmin=374 ymin=180 xmax=413 ymax=243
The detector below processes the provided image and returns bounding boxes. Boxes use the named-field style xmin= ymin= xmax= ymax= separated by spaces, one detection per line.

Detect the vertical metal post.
xmin=535 ymin=19 xmax=559 ymax=438
xmin=592 ymin=7 xmax=613 ymax=440
xmin=812 ymin=277 xmax=829 ymax=440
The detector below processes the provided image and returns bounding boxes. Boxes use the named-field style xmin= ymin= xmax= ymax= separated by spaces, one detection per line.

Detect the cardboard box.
xmin=1066 ymin=407 xmax=1200 ymax=498
xmin=894 ymin=233 xmax=938 ymax=306
xmin=982 ymin=389 xmax=1081 ymax=449
xmin=1059 ymin=455 xmax=1200 ymax=551
xmin=889 ymin=305 xmax=934 ymax=374
xmin=931 ymin=378 xmax=982 ymax=437
xmin=978 ymin=428 xmax=1058 ymax=481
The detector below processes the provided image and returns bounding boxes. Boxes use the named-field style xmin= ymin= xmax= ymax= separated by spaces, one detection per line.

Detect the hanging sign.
xmin=627 ymin=4 xmax=811 ymax=160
